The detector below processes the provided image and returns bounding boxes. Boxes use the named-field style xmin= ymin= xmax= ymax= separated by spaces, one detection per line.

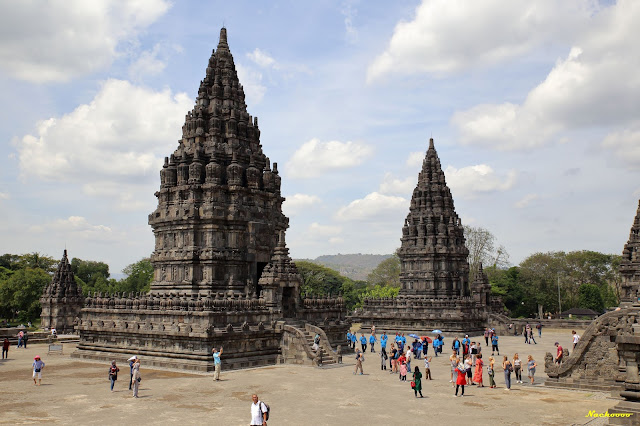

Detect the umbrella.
xmin=420 ymin=336 xmax=433 ymax=343
xmin=127 ymin=355 xmax=138 ymax=362
xmin=409 ymin=334 xmax=420 ymax=339
xmin=432 ymin=329 xmax=443 ymax=334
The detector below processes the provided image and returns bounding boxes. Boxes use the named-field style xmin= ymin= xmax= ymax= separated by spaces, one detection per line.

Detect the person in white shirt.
xmin=572 ymin=330 xmax=580 ymax=349
xmin=250 ymin=394 xmax=268 ymax=426
xmin=424 ymin=356 xmax=432 ymax=379
xmin=405 ymin=347 xmax=412 ymax=372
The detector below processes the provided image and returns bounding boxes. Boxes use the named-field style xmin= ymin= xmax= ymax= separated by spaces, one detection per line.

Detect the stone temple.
xmin=354 ymin=139 xmax=499 ymax=334
xmin=69 ymin=28 xmax=349 ymax=371
xmin=40 ymin=250 xmax=83 ymax=334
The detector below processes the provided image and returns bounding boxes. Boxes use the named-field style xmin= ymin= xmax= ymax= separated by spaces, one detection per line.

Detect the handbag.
xmin=137 ymin=376 xmax=141 ymax=383
xmin=410 ymin=381 xmax=416 ymax=389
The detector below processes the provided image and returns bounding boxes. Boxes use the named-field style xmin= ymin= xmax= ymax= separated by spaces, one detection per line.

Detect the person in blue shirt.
xmin=380 ymin=333 xmax=388 ymax=359
xmin=360 ymin=334 xmax=367 ymax=353
xmin=432 ymin=338 xmax=439 ymax=356
xmin=415 ymin=340 xmax=423 ymax=360
xmin=346 ymin=332 xmax=352 ymax=348
xmin=491 ymin=334 xmax=500 ymax=355
xmin=369 ymin=334 xmax=377 ymax=353
xmin=350 ymin=332 xmax=356 ymax=349
xmin=453 ymin=337 xmax=460 ymax=355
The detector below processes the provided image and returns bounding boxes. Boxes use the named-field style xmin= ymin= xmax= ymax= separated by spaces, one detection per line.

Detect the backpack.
xmin=259 ymin=401 xmax=270 ymax=421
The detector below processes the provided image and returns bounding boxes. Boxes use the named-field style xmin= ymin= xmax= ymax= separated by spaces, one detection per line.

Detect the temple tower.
xmin=40 ymin=250 xmax=83 ymax=333
xmin=620 ymin=200 xmax=640 ymax=305
xmin=398 ymin=138 xmax=469 ymax=297
xmin=148 ymin=27 xmax=288 ymax=297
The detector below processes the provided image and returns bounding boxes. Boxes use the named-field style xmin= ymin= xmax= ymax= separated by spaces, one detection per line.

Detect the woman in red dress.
xmin=473 ymin=354 xmax=484 ymax=387
xmin=455 ymin=359 xmax=467 ymax=396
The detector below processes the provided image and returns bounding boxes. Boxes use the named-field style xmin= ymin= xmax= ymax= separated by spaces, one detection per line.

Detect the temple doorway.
xmin=282 ymin=287 xmax=296 ymax=318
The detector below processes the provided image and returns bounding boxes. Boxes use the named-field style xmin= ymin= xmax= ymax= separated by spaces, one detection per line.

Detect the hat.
xmin=34 ymin=355 xmax=40 ymax=360
xmin=554 ymin=342 xmax=559 ymax=345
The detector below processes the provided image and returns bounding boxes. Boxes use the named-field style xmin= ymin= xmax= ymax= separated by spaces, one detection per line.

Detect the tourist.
xmin=491 ymin=333 xmax=500 ymax=355
xmin=2 ymin=337 xmax=9 ymax=359
xmin=438 ymin=335 xmax=444 ymax=354
xmin=476 ymin=341 xmax=482 ymax=359
xmin=513 ymin=353 xmax=522 ymax=383
xmin=462 ymin=335 xmax=470 ymax=356
xmin=131 ymin=358 xmax=141 ymax=398
xmin=572 ymin=330 xmax=580 ymax=349
xmin=473 ymin=354 xmax=484 ymax=387
xmin=250 ymin=394 xmax=268 ymax=426
xmin=346 ymin=331 xmax=352 ymax=348
xmin=433 ymin=337 xmax=439 ymax=356
xmin=350 ymin=332 xmax=356 ymax=349
xmin=487 ymin=356 xmax=496 ymax=388
xmin=212 ymin=347 xmax=223 ymax=381
xmin=424 ymin=356 xmax=432 ymax=379
xmin=405 ymin=345 xmax=412 ymax=372
xmin=484 ymin=328 xmax=489 ymax=346
xmin=449 ymin=352 xmax=457 ymax=384
xmin=528 ymin=328 xmax=537 ymax=344
xmin=523 ymin=325 xmax=529 ymax=344
xmin=502 ymin=355 xmax=513 ymax=391
xmin=452 ymin=337 xmax=460 ymax=355
xmin=380 ymin=332 xmax=388 ymax=359
xmin=412 ymin=339 xmax=419 ymax=359
xmin=400 ymin=360 xmax=408 ymax=381
xmin=360 ymin=334 xmax=367 ymax=353
xmin=422 ymin=337 xmax=429 ymax=358
xmin=470 ymin=341 xmax=477 ymax=362
xmin=369 ymin=333 xmax=377 ymax=353
xmin=312 ymin=333 xmax=320 ymax=352
xmin=536 ymin=322 xmax=542 ymax=338
xmin=17 ymin=330 xmax=23 ymax=348
xmin=390 ymin=344 xmax=398 ymax=373
xmin=455 ymin=358 xmax=467 ymax=396
xmin=51 ymin=328 xmax=57 ymax=338
xmin=527 ymin=355 xmax=537 ymax=384
xmin=128 ymin=355 xmax=137 ymax=390
xmin=354 ymin=349 xmax=364 ymax=375
xmin=397 ymin=351 xmax=406 ymax=376
xmin=23 ymin=332 xmax=28 ymax=349
xmin=109 ymin=360 xmax=120 ymax=391
xmin=380 ymin=346 xmax=388 ymax=370
xmin=371 ymin=325 xmax=376 ymax=335
xmin=464 ymin=354 xmax=473 ymax=384
xmin=555 ymin=342 xmax=564 ymax=364
xmin=32 ymin=355 xmax=45 ymax=386
xmin=413 ymin=366 xmax=424 ymax=398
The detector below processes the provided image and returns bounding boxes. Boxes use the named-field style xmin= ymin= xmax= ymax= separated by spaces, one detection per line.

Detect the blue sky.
xmin=1 ymin=0 xmax=639 ymax=275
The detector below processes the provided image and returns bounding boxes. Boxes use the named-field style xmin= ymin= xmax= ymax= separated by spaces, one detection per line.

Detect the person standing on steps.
xmin=212 ymin=347 xmax=223 ymax=381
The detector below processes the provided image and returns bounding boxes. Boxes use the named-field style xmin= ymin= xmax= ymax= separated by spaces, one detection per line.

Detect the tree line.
xmin=0 ymin=253 xmax=152 ymax=323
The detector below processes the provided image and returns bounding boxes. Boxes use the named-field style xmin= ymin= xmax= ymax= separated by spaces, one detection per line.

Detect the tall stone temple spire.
xmin=398 ymin=138 xmax=469 ymax=297
xmin=40 ymin=250 xmax=83 ymax=332
xmin=149 ymin=27 xmax=288 ymax=296
xmin=620 ymin=200 xmax=640 ymax=305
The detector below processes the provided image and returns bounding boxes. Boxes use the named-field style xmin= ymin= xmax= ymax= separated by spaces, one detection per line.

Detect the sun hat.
xmin=34 ymin=355 xmax=40 ymax=360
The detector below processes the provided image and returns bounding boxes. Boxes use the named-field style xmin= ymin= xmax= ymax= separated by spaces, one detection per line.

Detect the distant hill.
xmin=295 ymin=253 xmax=393 ymax=281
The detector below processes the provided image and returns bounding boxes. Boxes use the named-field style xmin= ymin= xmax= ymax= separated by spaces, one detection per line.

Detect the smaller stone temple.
xmin=620 ymin=200 xmax=640 ymax=306
xmin=354 ymin=138 xmax=499 ymax=334
xmin=40 ymin=250 xmax=84 ymax=333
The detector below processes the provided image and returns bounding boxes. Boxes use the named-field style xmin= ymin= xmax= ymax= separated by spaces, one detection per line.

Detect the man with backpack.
xmin=250 ymin=394 xmax=269 ymax=426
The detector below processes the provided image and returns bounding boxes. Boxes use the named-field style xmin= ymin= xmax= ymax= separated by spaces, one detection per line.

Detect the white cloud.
xmin=285 ymin=138 xmax=373 ymax=178
xmin=0 ymin=192 xmax=9 ymax=200
xmin=128 ymin=43 xmax=182 ymax=81
xmin=378 ymin=173 xmax=414 ymax=196
xmin=247 ymin=48 xmax=277 ymax=68
xmin=406 ymin=151 xmax=424 ymax=167
xmin=28 ymin=216 xmax=121 ymax=242
xmin=335 ymin=192 xmax=408 ymax=222
xmin=515 ymin=193 xmax=539 ymax=209
xmin=452 ymin=1 xmax=640 ymax=151
xmin=602 ymin=124 xmax=640 ymax=169
xmin=341 ymin=1 xmax=359 ymax=44
xmin=308 ymin=222 xmax=342 ymax=237
xmin=0 ymin=0 xmax=170 ymax=82
xmin=444 ymin=164 xmax=517 ymax=198
xmin=367 ymin=0 xmax=597 ymax=82
xmin=282 ymin=193 xmax=321 ymax=216
xmin=236 ymin=63 xmax=266 ymax=105
xmin=16 ymin=79 xmax=191 ymax=209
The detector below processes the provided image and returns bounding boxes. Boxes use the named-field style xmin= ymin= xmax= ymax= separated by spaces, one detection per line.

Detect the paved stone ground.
xmin=0 ymin=329 xmax=618 ymax=425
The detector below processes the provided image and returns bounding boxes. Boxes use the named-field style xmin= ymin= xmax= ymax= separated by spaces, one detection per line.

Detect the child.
xmin=400 ymin=361 xmax=408 ymax=381
xmin=424 ymin=356 xmax=432 ymax=380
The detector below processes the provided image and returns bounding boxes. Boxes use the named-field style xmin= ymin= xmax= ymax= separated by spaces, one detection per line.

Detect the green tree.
xmin=0 ymin=268 xmax=51 ymax=321
xmin=18 ymin=252 xmax=57 ymax=274
xmin=366 ymin=254 xmax=400 ymax=287
xmin=296 ymin=261 xmax=346 ymax=297
xmin=116 ymin=258 xmax=153 ymax=294
xmin=578 ymin=283 xmax=604 ymax=312
xmin=71 ymin=258 xmax=110 ymax=287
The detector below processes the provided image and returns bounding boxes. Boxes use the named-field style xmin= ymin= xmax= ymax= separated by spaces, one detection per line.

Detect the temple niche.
xmin=70 ymin=28 xmax=349 ymax=372
xmin=354 ymin=139 xmax=499 ymax=334
xmin=40 ymin=250 xmax=83 ymax=333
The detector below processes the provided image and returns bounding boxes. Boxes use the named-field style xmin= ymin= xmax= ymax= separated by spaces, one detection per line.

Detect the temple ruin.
xmin=40 ymin=250 xmax=83 ymax=333
xmin=353 ymin=138 xmax=499 ymax=334
xmin=68 ymin=28 xmax=349 ymax=371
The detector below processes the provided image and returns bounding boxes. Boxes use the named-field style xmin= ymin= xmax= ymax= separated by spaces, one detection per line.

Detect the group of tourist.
xmin=16 ymin=330 xmax=29 ymax=348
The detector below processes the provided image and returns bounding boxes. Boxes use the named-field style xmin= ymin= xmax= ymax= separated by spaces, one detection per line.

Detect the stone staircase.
xmin=300 ymin=328 xmax=337 ymax=366
xmin=281 ymin=320 xmax=341 ymax=367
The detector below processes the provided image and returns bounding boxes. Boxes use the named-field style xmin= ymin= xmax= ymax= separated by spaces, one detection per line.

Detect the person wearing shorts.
xmin=32 ymin=356 xmax=45 ymax=385
xmin=527 ymin=355 xmax=537 ymax=384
